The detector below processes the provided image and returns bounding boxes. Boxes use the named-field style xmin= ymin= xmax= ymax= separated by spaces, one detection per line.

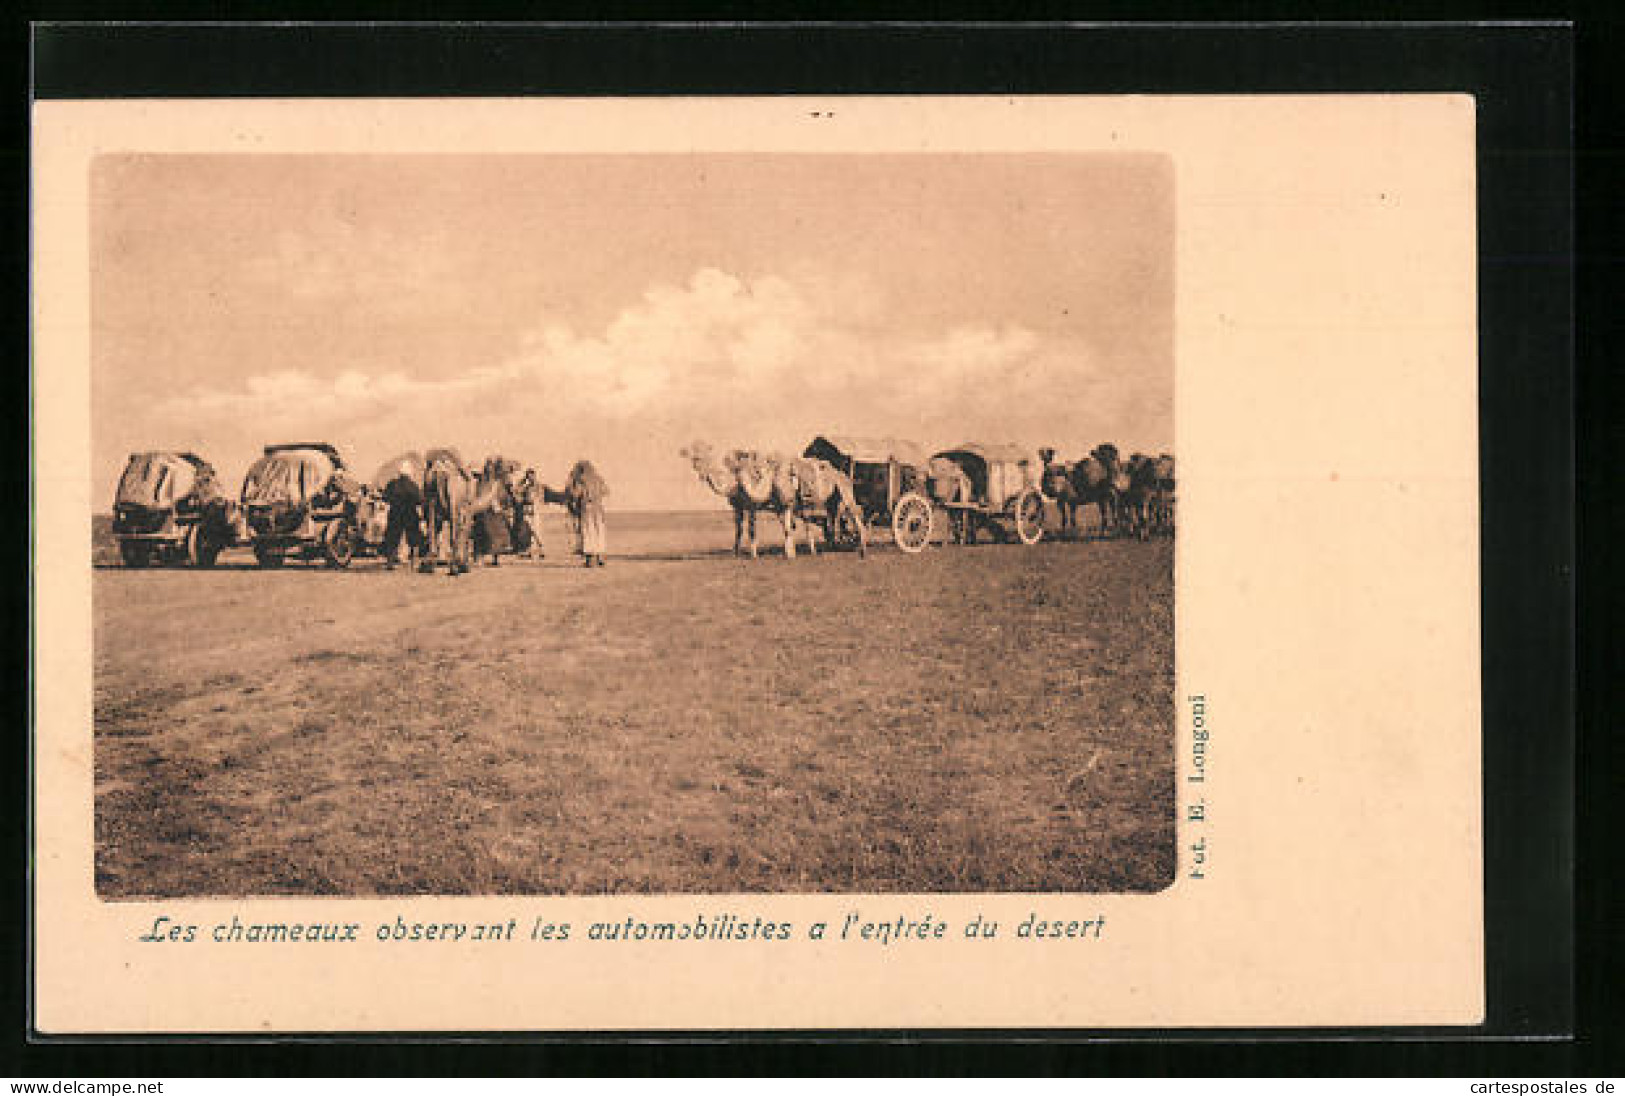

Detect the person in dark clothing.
xmin=514 ymin=469 xmax=542 ymax=560
xmin=381 ymin=471 xmax=425 ymax=569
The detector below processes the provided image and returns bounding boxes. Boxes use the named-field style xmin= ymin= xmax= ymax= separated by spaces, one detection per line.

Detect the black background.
xmin=13 ymin=15 xmax=1597 ymax=1078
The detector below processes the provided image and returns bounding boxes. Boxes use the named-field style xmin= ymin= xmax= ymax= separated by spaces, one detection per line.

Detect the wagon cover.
xmin=934 ymin=442 xmax=1037 ymax=470
xmin=804 ymin=435 xmax=929 ymax=470
xmin=115 ymin=451 xmax=208 ymax=509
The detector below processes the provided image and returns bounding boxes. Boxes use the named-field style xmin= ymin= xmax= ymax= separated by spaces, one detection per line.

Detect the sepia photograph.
xmin=35 ymin=91 xmax=1490 ymax=1033
xmin=91 ymin=151 xmax=1176 ymax=899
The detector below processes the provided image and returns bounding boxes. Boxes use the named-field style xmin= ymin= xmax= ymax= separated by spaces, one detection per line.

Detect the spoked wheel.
xmin=1013 ymin=488 xmax=1046 ymax=546
xmin=891 ymin=492 xmax=934 ymax=554
xmin=253 ymin=544 xmax=285 ymax=569
xmin=118 ymin=540 xmax=151 ymax=569
xmin=322 ymin=519 xmax=358 ymax=569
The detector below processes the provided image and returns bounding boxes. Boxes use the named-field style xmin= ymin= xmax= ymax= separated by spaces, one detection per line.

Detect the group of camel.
xmin=1039 ymin=444 xmax=1176 ymax=541
xmin=680 ymin=440 xmax=1175 ymax=561
xmin=421 ymin=451 xmax=517 ymax=575
xmin=680 ymin=442 xmax=868 ymax=560
xmin=420 ymin=451 xmax=573 ymax=575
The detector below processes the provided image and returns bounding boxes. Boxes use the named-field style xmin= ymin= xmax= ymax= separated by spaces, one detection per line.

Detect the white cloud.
xmin=151 ymin=266 xmax=1163 ymax=507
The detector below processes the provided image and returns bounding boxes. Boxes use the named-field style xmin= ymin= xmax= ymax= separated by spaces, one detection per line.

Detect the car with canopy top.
xmin=240 ymin=442 xmax=384 ymax=568
xmin=111 ymin=450 xmax=242 ymax=568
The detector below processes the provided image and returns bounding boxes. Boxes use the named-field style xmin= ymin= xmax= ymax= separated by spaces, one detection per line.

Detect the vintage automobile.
xmin=928 ymin=442 xmax=1047 ymax=546
xmin=801 ymin=435 xmax=936 ymax=553
xmin=111 ymin=450 xmax=242 ymax=568
xmin=240 ymin=442 xmax=383 ymax=568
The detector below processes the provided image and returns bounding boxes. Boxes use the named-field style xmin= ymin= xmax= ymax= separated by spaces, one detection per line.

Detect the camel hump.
xmin=791 ymin=457 xmax=832 ymax=503
xmin=1071 ymin=457 xmax=1105 ymax=487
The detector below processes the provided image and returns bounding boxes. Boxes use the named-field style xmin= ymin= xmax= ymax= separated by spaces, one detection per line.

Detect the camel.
xmin=420 ymin=448 xmax=474 ymax=575
xmin=1069 ymin=443 xmax=1125 ymax=539
xmin=787 ymin=456 xmax=868 ymax=558
xmin=1147 ymin=454 xmax=1176 ymax=536
xmin=469 ymin=456 xmax=521 ymax=566
xmin=681 ymin=441 xmax=801 ymax=559
xmin=1118 ymin=453 xmax=1162 ymax=541
xmin=1038 ymin=447 xmax=1081 ymax=538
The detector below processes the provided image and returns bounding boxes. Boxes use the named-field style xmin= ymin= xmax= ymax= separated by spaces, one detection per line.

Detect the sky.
xmin=92 ymin=153 xmax=1173 ymax=511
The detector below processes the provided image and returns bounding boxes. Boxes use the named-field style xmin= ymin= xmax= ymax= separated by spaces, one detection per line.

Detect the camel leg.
xmin=747 ymin=510 xmax=759 ymax=560
xmin=450 ymin=513 xmax=469 ymax=575
xmin=733 ymin=506 xmax=744 ymax=557
xmin=419 ymin=514 xmax=438 ymax=572
xmin=782 ymin=509 xmax=796 ymax=560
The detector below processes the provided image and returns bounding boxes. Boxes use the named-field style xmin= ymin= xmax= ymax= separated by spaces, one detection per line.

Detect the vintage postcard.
xmin=33 ymin=95 xmax=1481 ymax=1032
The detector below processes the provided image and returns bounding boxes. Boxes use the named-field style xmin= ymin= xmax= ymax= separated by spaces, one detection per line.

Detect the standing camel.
xmin=1038 ymin=447 xmax=1081 ymax=538
xmin=1151 ymin=454 xmax=1176 ymax=536
xmin=681 ymin=442 xmax=802 ymax=559
xmin=1069 ymin=443 xmax=1124 ymax=539
xmin=470 ymin=456 xmax=520 ymax=566
xmin=420 ymin=447 xmax=474 ymax=575
xmin=787 ymin=456 xmax=868 ymax=558
xmin=1118 ymin=453 xmax=1159 ymax=541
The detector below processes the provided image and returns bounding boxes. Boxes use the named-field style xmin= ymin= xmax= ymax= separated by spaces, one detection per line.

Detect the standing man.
xmin=565 ymin=460 xmax=609 ymax=568
xmin=381 ymin=470 xmax=424 ymax=570
xmin=515 ymin=469 xmax=545 ymax=560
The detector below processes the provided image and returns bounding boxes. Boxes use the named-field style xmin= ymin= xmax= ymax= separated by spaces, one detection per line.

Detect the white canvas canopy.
xmin=803 ymin=435 xmax=929 ymax=472
xmin=933 ymin=443 xmax=1039 ymax=511
xmin=115 ymin=452 xmax=202 ymax=509
xmin=241 ymin=447 xmax=339 ymax=508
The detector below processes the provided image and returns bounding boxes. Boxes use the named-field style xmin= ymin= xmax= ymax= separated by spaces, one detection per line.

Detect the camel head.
xmin=1039 ymin=453 xmax=1073 ymax=495
xmin=1091 ymin=443 xmax=1120 ymax=468
xmin=789 ymin=457 xmax=831 ymax=505
xmin=680 ymin=441 xmax=735 ymax=499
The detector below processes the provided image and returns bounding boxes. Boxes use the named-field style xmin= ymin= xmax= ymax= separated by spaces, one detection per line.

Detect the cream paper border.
xmin=33 ymin=96 xmax=1482 ymax=1032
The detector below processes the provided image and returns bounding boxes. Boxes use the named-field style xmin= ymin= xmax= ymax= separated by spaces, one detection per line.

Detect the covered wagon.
xmin=802 ymin=435 xmax=936 ymax=553
xmin=928 ymin=442 xmax=1047 ymax=546
xmin=111 ymin=450 xmax=242 ymax=568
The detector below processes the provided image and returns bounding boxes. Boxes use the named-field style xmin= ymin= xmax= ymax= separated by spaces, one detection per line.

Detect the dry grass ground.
xmin=94 ymin=518 xmax=1174 ymax=897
